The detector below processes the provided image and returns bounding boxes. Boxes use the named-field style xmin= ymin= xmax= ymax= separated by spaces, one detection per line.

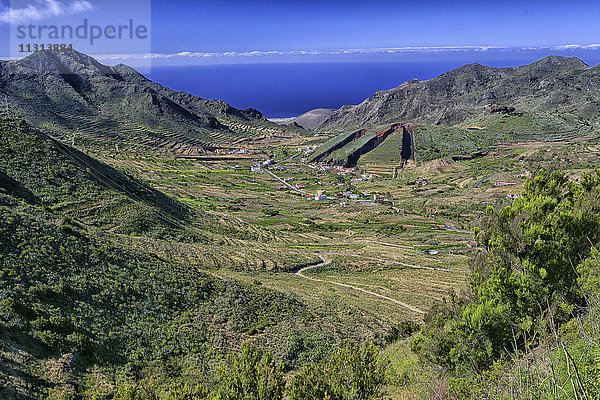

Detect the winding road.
xmin=295 ymin=253 xmax=426 ymax=314
xmin=261 ymin=167 xmax=467 ymax=314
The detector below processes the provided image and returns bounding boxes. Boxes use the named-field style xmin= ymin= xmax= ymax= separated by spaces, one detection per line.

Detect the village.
xmin=248 ymin=150 xmax=529 ymax=206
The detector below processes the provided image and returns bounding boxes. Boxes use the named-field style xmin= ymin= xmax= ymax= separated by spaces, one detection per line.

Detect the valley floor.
xmin=88 ymin=130 xmax=600 ymax=325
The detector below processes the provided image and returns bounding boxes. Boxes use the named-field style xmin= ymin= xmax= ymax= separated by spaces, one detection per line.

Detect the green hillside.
xmin=0 ymin=51 xmax=307 ymax=155
xmin=0 ymin=117 xmax=372 ymax=399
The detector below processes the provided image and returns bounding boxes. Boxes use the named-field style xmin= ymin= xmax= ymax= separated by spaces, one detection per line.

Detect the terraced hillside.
xmin=2 ymin=115 xmax=431 ymax=398
xmin=309 ymin=124 xmax=411 ymax=167
xmin=0 ymin=117 xmax=314 ymax=269
xmin=0 ymin=50 xmax=306 ymax=155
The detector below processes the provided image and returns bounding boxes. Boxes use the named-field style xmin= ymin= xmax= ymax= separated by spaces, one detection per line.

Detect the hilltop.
xmin=283 ymin=108 xmax=336 ymax=130
xmin=316 ymin=56 xmax=600 ymax=131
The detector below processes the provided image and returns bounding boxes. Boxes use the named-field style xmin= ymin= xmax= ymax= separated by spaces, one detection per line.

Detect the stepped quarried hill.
xmin=310 ymin=123 xmax=412 ymax=167
xmin=316 ymin=56 xmax=600 ymax=132
xmin=0 ymin=50 xmax=305 ymax=153
xmin=311 ymin=111 xmax=593 ymax=173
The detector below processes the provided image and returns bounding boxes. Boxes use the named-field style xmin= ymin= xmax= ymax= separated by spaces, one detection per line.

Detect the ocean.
xmin=144 ymin=61 xmax=533 ymax=118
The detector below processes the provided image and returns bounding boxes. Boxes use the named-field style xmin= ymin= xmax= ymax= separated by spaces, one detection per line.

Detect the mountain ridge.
xmin=316 ymin=55 xmax=599 ymax=132
xmin=0 ymin=50 xmax=304 ymax=153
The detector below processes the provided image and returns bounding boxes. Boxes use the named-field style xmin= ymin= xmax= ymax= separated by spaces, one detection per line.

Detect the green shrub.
xmin=212 ymin=342 xmax=285 ymax=400
xmin=288 ymin=341 xmax=386 ymax=400
xmin=416 ymin=169 xmax=600 ymax=370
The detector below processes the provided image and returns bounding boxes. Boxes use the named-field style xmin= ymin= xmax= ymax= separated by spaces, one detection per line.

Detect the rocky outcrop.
xmin=285 ymin=108 xmax=336 ymax=130
xmin=487 ymin=104 xmax=516 ymax=114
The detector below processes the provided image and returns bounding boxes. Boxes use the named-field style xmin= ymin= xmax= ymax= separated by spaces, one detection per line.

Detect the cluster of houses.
xmin=308 ymin=164 xmax=331 ymax=172
xmin=251 ymin=157 xmax=389 ymax=203
xmin=250 ymin=159 xmax=275 ymax=171
xmin=494 ymin=172 xmax=530 ymax=186
xmin=301 ymin=145 xmax=316 ymax=155
xmin=416 ymin=177 xmax=431 ymax=186
xmin=305 ymin=164 xmax=357 ymax=175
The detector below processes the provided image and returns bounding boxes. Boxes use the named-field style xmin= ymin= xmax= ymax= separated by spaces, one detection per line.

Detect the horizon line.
xmin=2 ymin=44 xmax=599 ymax=65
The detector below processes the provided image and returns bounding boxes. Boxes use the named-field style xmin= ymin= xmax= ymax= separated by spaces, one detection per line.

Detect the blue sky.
xmin=151 ymin=0 xmax=600 ymax=51
xmin=1 ymin=0 xmax=599 ymax=65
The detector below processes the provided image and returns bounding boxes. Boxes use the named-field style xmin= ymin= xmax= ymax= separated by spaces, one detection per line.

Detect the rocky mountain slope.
xmin=0 ymin=50 xmax=304 ymax=153
xmin=316 ymin=56 xmax=600 ymax=132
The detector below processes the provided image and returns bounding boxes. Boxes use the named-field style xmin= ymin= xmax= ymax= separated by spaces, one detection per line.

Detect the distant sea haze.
xmin=144 ymin=61 xmax=534 ymax=118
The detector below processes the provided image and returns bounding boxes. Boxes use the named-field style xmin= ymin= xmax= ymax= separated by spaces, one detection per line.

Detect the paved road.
xmin=474 ymin=173 xmax=496 ymax=188
xmin=278 ymin=150 xmax=302 ymax=164
xmin=263 ymin=169 xmax=312 ymax=196
xmin=296 ymin=253 xmax=425 ymax=314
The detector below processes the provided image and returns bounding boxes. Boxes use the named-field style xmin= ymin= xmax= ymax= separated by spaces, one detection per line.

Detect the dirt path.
xmin=295 ymin=254 xmax=425 ymax=314
xmin=321 ymin=251 xmax=467 ymax=273
xmin=360 ymin=239 xmax=414 ymax=249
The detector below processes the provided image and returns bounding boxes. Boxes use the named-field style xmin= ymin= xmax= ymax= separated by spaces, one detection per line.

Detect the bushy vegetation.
xmin=412 ymin=168 xmax=600 ymax=398
xmin=0 ymin=118 xmax=367 ymax=399
xmin=1 ymin=189 xmax=373 ymax=398
xmin=100 ymin=341 xmax=385 ymax=400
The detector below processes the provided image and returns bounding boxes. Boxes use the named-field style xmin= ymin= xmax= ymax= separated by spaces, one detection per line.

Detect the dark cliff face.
xmin=400 ymin=125 xmax=413 ymax=162
xmin=343 ymin=124 xmax=402 ymax=167
xmin=316 ymin=56 xmax=597 ymax=132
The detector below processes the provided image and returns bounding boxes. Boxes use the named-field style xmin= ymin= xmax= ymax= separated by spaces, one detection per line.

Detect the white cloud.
xmin=3 ymin=44 xmax=594 ymax=64
xmin=550 ymin=44 xmax=600 ymax=51
xmin=0 ymin=0 xmax=93 ymax=24
xmin=92 ymin=45 xmax=533 ymax=63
